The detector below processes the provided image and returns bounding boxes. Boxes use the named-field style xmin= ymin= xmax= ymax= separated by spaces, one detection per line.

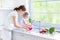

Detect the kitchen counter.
xmin=12 ymin=29 xmax=60 ymax=40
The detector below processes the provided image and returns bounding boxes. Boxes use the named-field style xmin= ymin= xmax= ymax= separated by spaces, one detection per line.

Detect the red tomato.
xmin=40 ymin=29 xmax=47 ymax=33
xmin=42 ymin=29 xmax=46 ymax=32
xmin=28 ymin=27 xmax=32 ymax=30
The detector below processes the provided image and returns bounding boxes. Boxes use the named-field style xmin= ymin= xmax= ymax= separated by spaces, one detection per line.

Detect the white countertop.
xmin=13 ymin=29 xmax=60 ymax=40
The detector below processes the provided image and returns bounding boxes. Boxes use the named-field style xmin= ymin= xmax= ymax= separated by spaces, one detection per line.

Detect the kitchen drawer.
xmin=13 ymin=32 xmax=34 ymax=40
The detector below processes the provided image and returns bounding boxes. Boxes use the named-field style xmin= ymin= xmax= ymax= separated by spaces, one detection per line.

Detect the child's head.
xmin=23 ymin=12 xmax=29 ymax=19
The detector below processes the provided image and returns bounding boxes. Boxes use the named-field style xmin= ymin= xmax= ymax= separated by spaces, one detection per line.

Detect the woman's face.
xmin=19 ymin=9 xmax=25 ymax=14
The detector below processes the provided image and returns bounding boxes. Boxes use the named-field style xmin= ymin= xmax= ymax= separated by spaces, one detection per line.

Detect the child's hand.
xmin=25 ymin=23 xmax=31 ymax=26
xmin=23 ymin=24 xmax=32 ymax=31
xmin=22 ymin=25 xmax=29 ymax=31
xmin=24 ymin=27 xmax=32 ymax=31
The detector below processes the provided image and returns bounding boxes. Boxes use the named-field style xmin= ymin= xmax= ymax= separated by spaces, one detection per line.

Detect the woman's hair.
xmin=23 ymin=12 xmax=28 ymax=17
xmin=14 ymin=5 xmax=26 ymax=11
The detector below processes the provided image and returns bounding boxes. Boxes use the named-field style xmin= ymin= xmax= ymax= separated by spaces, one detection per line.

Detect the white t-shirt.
xmin=6 ymin=11 xmax=23 ymax=30
xmin=8 ymin=11 xmax=18 ymax=25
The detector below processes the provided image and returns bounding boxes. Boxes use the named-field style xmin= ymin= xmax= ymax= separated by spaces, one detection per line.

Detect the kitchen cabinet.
xmin=0 ymin=25 xmax=5 ymax=40
xmin=2 ymin=29 xmax=12 ymax=40
xmin=3 ymin=28 xmax=60 ymax=40
xmin=13 ymin=30 xmax=53 ymax=40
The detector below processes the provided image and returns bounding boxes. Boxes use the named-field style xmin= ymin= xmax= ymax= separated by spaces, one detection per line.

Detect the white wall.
xmin=0 ymin=10 xmax=12 ymax=25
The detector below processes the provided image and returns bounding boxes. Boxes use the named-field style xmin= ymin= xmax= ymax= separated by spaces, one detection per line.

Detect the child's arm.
xmin=23 ymin=19 xmax=31 ymax=26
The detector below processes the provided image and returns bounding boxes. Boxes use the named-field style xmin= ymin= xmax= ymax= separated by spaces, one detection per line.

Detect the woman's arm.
xmin=12 ymin=16 xmax=29 ymax=29
xmin=12 ymin=16 xmax=21 ymax=28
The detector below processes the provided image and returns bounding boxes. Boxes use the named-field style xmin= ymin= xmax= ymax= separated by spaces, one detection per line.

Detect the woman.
xmin=7 ymin=5 xmax=28 ymax=30
xmin=3 ymin=5 xmax=29 ymax=40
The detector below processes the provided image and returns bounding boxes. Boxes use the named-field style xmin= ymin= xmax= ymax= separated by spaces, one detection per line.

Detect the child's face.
xmin=24 ymin=15 xmax=28 ymax=19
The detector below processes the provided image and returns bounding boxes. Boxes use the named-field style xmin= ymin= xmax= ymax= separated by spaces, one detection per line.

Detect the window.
xmin=31 ymin=0 xmax=60 ymax=24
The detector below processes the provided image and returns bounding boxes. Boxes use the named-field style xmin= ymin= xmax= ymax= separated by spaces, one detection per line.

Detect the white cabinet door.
xmin=13 ymin=31 xmax=35 ymax=40
xmin=13 ymin=32 xmax=27 ymax=40
xmin=2 ymin=29 xmax=11 ymax=40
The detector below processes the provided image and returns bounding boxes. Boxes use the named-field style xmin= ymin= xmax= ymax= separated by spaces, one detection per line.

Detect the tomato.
xmin=28 ymin=27 xmax=32 ymax=30
xmin=40 ymin=29 xmax=47 ymax=33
